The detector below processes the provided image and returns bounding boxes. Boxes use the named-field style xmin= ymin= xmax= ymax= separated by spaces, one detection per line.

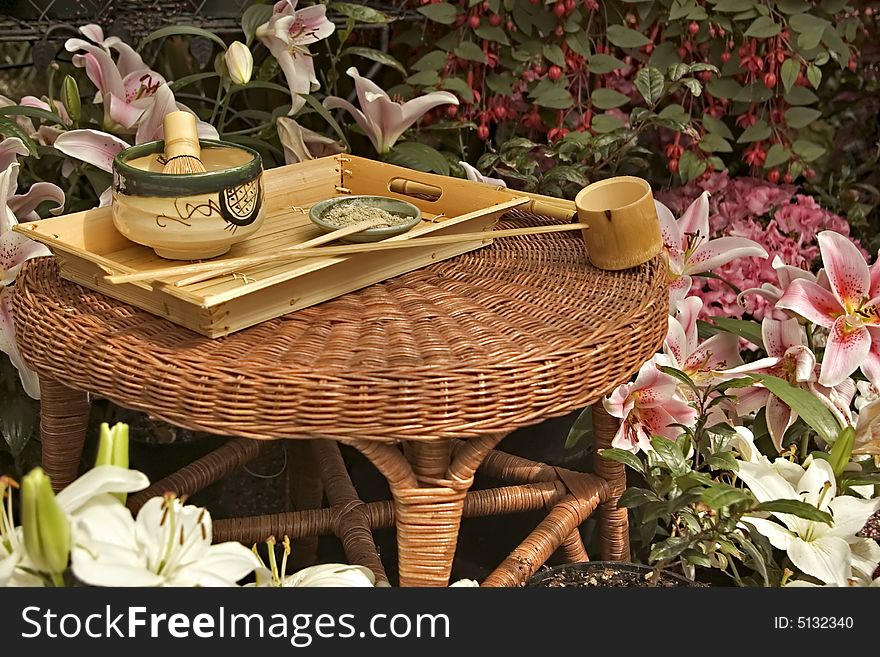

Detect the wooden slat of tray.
xmin=15 ymin=155 xmax=526 ymax=337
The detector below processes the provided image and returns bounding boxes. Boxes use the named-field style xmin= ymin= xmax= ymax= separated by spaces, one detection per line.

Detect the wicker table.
xmin=11 ymin=214 xmax=667 ymax=586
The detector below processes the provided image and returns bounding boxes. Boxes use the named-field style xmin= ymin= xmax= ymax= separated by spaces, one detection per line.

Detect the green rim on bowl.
xmin=112 ymin=139 xmax=262 ymax=198
xmin=309 ymin=195 xmax=423 ymax=243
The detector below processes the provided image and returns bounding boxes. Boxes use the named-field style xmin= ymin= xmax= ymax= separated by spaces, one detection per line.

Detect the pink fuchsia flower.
xmin=603 ymin=360 xmax=698 ymax=453
xmin=738 ymin=255 xmax=830 ymax=321
xmin=777 ymin=231 xmax=880 ymax=388
xmin=65 ymin=25 xmax=166 ymax=132
xmin=656 ymin=191 xmax=768 ymax=304
xmin=659 ymin=296 xmax=742 ymax=385
xmin=256 ymin=0 xmax=336 ymax=113
xmin=720 ymin=317 xmax=854 ymax=450
xmin=323 ymin=67 xmax=459 ymax=154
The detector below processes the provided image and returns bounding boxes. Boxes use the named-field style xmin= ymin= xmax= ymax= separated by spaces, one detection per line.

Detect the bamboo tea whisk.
xmin=162 ymin=111 xmax=206 ymax=174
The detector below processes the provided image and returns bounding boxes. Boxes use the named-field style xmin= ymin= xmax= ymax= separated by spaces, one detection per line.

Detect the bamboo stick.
xmin=172 ymin=217 xmax=385 ymax=287
xmin=104 ymin=222 xmax=592 ymax=285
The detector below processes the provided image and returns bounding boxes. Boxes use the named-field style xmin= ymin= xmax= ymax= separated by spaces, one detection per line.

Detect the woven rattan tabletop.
xmin=12 ymin=214 xmax=668 ymax=442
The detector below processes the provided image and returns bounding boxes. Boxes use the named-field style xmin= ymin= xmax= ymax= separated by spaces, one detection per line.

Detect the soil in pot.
xmin=528 ymin=562 xmax=698 ymax=588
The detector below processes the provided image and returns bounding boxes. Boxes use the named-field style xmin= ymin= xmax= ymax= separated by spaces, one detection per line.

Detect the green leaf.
xmin=385 ymin=142 xmax=450 ymax=175
xmin=440 ymin=77 xmax=474 ymax=103
xmin=683 ymin=549 xmax=714 ymax=568
xmin=797 ymin=27 xmax=825 ymax=50
xmin=169 ymin=72 xmax=220 ymax=92
xmin=658 ymin=103 xmax=688 ymax=123
xmin=764 ymin=144 xmax=792 ymax=169
xmin=649 ymin=536 xmax=690 ymax=562
xmin=806 ymin=63 xmax=822 ymax=89
xmin=634 ymin=67 xmax=665 ymax=105
xmin=789 ymin=13 xmax=830 ymax=34
xmin=784 ymin=86 xmax=819 ymax=105
xmin=699 ymin=132 xmax=733 ymax=153
xmin=454 ymin=41 xmax=486 ymax=63
xmin=701 ymin=483 xmax=753 ymax=509
xmin=751 ymin=374 xmax=840 ymax=443
xmin=412 ymin=50 xmax=448 ymax=73
xmin=619 ymin=487 xmax=659 ymax=508
xmin=706 ymin=77 xmax=742 ymax=100
xmin=659 ymin=366 xmax=700 ymax=397
xmin=241 ymin=3 xmax=273 ymax=45
xmin=737 ymin=119 xmax=771 ymax=143
xmin=299 ymin=93 xmax=348 ymax=144
xmin=599 ymin=447 xmax=646 ymax=475
xmin=474 ymin=24 xmax=510 ymax=45
xmin=785 ymin=106 xmax=822 ymax=129
xmin=235 ymin=80 xmax=290 ymax=94
xmin=543 ymin=44 xmax=566 ymax=67
xmin=534 ymin=85 xmax=573 ymax=109
xmin=780 ymin=58 xmax=800 ymax=94
xmin=792 ymin=138 xmax=826 ymax=162
xmin=0 ymin=117 xmax=36 ymax=154
xmin=564 ymin=406 xmax=592 ymax=449
xmin=417 ymin=2 xmax=458 ymax=24
xmin=678 ymin=150 xmax=706 ymax=183
xmin=829 ymin=426 xmax=855 ymax=478
xmin=680 ymin=78 xmax=703 ymax=97
xmin=342 ymin=47 xmax=406 ymax=76
xmin=406 ymin=70 xmax=440 ymax=87
xmin=567 ymin=31 xmax=591 ymax=58
xmin=139 ymin=25 xmax=227 ymax=51
xmin=0 ymin=395 xmax=37 ymax=457
xmin=731 ymin=532 xmax=770 ymax=586
xmin=745 ymin=16 xmax=781 ymax=38
xmin=486 ymin=72 xmax=514 ymax=95
xmin=651 ymin=436 xmax=689 ymax=477
xmin=706 ymin=451 xmax=740 ymax=472
xmin=713 ymin=0 xmax=755 ymax=10
xmin=590 ymin=88 xmax=630 ymax=110
xmin=606 ymin=25 xmax=651 ymax=48
xmin=702 ymin=115 xmax=734 ymax=140
xmin=758 ymin=499 xmax=833 ymax=524
xmin=0 ymin=105 xmax=64 ymax=125
xmin=709 ymin=317 xmax=764 ymax=349
xmin=332 ymin=2 xmax=392 ymax=23
xmin=667 ymin=62 xmax=689 ymax=82
xmin=591 ymin=113 xmax=626 ymax=133
xmin=776 ymin=0 xmax=809 ymax=12
xmin=588 ymin=53 xmax=626 ymax=74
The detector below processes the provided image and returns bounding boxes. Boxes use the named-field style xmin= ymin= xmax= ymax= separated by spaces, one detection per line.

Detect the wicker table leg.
xmin=592 ymin=402 xmax=630 ymax=561
xmin=38 ymin=375 xmax=91 ymax=492
xmin=287 ymin=441 xmax=323 ymax=570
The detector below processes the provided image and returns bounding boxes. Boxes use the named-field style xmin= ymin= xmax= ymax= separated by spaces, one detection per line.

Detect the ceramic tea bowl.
xmin=309 ymin=195 xmax=422 ymax=243
xmin=112 ymin=140 xmax=264 ymax=260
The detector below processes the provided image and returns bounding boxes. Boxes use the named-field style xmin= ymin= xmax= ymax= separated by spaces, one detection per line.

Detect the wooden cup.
xmin=575 ymin=176 xmax=662 ymax=270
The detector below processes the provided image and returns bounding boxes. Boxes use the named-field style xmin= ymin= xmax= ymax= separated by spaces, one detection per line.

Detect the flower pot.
xmin=112 ymin=140 xmax=264 ymax=260
xmin=527 ymin=562 xmax=696 ymax=588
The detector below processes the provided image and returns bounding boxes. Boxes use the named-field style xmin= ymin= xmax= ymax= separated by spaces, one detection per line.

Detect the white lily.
xmin=282 ymin=563 xmax=377 ymax=587
xmin=324 ymin=67 xmax=459 ymax=154
xmin=1 ymin=477 xmax=43 ymax=587
xmin=71 ymin=494 xmax=261 ymax=587
xmin=459 ymin=162 xmax=506 ymax=188
xmin=737 ymin=457 xmax=880 ymax=586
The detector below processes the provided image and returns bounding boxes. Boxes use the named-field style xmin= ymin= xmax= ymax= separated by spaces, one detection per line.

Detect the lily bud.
xmin=21 ymin=467 xmax=70 ymax=582
xmin=225 ymin=41 xmax=253 ymax=85
xmin=61 ymin=75 xmax=81 ymax=122
xmin=95 ymin=422 xmax=130 ymax=502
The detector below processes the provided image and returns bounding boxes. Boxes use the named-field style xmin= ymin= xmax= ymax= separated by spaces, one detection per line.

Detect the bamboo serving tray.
xmin=14 ymin=155 xmax=538 ymax=337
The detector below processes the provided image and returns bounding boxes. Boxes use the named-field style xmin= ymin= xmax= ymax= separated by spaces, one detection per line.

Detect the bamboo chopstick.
xmin=172 ymin=217 xmax=385 ymax=287
xmin=104 ymin=222 xmax=591 ymax=285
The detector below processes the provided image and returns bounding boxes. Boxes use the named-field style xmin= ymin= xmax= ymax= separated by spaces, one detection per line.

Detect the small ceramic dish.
xmin=308 ymin=195 xmax=422 ymax=243
xmin=112 ymin=139 xmax=264 ymax=260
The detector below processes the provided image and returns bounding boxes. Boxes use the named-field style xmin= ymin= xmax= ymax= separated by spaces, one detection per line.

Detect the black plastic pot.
xmin=527 ymin=562 xmax=696 ymax=588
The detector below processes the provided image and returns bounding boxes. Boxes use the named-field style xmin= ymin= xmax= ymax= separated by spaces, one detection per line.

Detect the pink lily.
xmin=720 ymin=317 xmax=853 ymax=451
xmin=256 ymin=0 xmax=336 ymax=113
xmin=276 ymin=117 xmax=344 ymax=164
xmin=459 ymin=162 xmax=507 ymax=188
xmin=656 ymin=191 xmax=768 ymax=303
xmin=777 ymin=231 xmax=880 ymax=387
xmin=603 ymin=360 xmax=698 ymax=453
xmin=659 ymin=296 xmax=742 ymax=386
xmin=324 ymin=67 xmax=459 ymax=154
xmin=65 ymin=25 xmax=166 ymax=132
xmin=738 ymin=255 xmax=831 ymax=321
xmin=1 ymin=137 xmax=64 ymax=221
xmin=1 ymin=162 xmax=55 ymax=399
